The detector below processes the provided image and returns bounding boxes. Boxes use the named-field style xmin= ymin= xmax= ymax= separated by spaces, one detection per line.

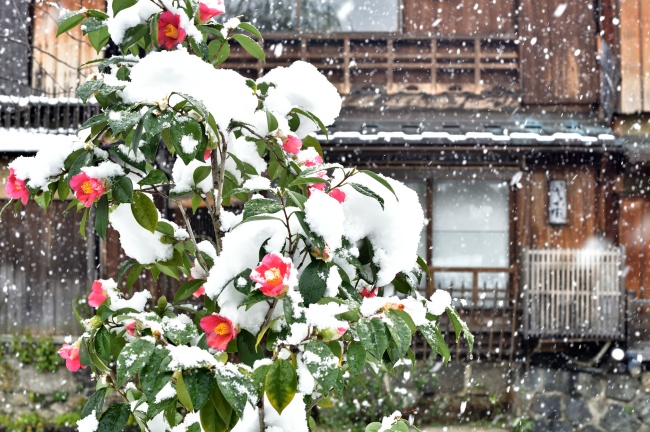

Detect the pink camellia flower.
xmin=198 ymin=0 xmax=225 ymax=22
xmin=250 ymin=252 xmax=293 ymax=297
xmin=70 ymin=173 xmax=105 ymax=207
xmin=125 ymin=320 xmax=137 ymax=337
xmin=193 ymin=286 xmax=206 ymax=298
xmin=282 ymin=135 xmax=302 ymax=155
xmin=158 ymin=11 xmax=187 ymax=50
xmin=307 ymin=171 xmax=328 ymax=196
xmin=203 ymin=149 xmax=212 ymax=161
xmin=5 ymin=168 xmax=29 ymax=205
xmin=58 ymin=342 xmax=86 ymax=372
xmin=328 ymin=188 xmax=346 ymax=203
xmin=87 ymin=280 xmax=108 ymax=308
xmin=303 ymin=153 xmax=323 ymax=167
xmin=361 ymin=286 xmax=379 ymax=298
xmin=200 ymin=314 xmax=237 ymax=351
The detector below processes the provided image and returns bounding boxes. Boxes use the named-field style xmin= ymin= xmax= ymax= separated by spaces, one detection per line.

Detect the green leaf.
xmin=94 ymin=195 xmax=109 ymax=241
xmin=238 ymin=22 xmax=263 ymax=39
xmin=232 ymin=34 xmax=265 ymax=62
xmin=97 ymin=403 xmax=130 ymax=432
xmin=366 ymin=423 xmax=382 ymax=432
xmin=360 ymin=170 xmax=399 ymax=202
xmin=303 ymin=341 xmax=338 ymax=392
xmin=200 ymin=400 xmax=227 ymax=432
xmin=302 ymin=135 xmax=324 ymax=160
xmin=446 ymin=307 xmax=474 ymax=352
xmin=236 ymin=330 xmax=264 ymax=367
xmin=298 ymin=260 xmax=328 ymax=306
xmin=193 ymin=165 xmax=212 ymax=186
xmin=212 ymin=41 xmax=230 ymax=66
xmin=56 ymin=10 xmax=85 ymax=36
xmin=265 ymin=359 xmax=297 ymax=414
xmin=88 ymin=26 xmax=110 ymax=53
xmin=418 ymin=322 xmax=450 ymax=365
xmin=416 ymin=255 xmax=431 ymax=284
xmin=385 ymin=310 xmax=412 ymax=360
xmin=171 ymin=117 xmax=203 ymax=164
xmin=131 ymin=192 xmax=158 ymax=233
xmin=116 ymin=338 xmax=156 ymax=386
xmin=266 ymin=110 xmax=278 ymax=132
xmin=174 ymin=279 xmax=206 ymax=302
xmin=79 ymin=206 xmax=89 ymax=239
xmin=140 ymin=346 xmax=173 ymax=400
xmin=346 ymin=341 xmax=366 ymax=375
xmin=242 ymin=198 xmax=282 ymax=220
xmin=94 ymin=326 xmax=111 ymax=364
xmin=109 ymin=174 xmax=136 ymax=203
xmin=349 ymin=182 xmax=384 ymax=210
xmin=288 ymin=176 xmax=329 ymax=187
xmin=108 ymin=110 xmax=143 ymax=134
xmin=290 ymin=107 xmax=328 ymax=138
xmin=357 ymin=317 xmax=389 ymax=360
xmin=183 ymin=368 xmax=215 ymax=411
xmin=67 ymin=151 xmax=93 ymax=181
xmin=191 ymin=193 xmax=203 ymax=214
xmin=215 ymin=367 xmax=253 ymax=417
xmin=82 ymin=388 xmax=108 ymax=419
xmin=76 ymin=79 xmax=103 ymax=103
xmin=139 ymin=169 xmax=168 ymax=186
xmin=112 ymin=0 xmax=138 ymax=16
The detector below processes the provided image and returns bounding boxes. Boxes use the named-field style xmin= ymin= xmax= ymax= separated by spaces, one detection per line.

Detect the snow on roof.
xmin=0 ymin=129 xmax=76 ymax=152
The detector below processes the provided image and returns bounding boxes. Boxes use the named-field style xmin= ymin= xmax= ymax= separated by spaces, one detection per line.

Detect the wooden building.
xmin=1 ymin=0 xmax=649 ymax=362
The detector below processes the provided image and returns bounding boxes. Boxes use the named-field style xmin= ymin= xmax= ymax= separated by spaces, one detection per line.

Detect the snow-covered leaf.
xmin=116 ymin=338 xmax=155 ymax=386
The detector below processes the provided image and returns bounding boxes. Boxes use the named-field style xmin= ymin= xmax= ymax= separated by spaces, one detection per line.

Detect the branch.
xmin=174 ymin=199 xmax=209 ymax=271
xmin=257 ymin=397 xmax=265 ymax=431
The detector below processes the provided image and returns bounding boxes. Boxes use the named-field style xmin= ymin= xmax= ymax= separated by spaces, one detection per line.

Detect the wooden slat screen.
xmin=522 ymin=247 xmax=625 ymax=339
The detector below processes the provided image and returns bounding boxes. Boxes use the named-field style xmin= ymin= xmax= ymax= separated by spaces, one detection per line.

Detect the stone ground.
xmin=420 ymin=428 xmax=508 ymax=431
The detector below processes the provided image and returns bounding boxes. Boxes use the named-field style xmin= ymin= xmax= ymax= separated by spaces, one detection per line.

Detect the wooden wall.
xmin=618 ymin=0 xmax=650 ymax=113
xmin=0 ymin=200 xmax=96 ymax=335
xmin=0 ymin=0 xmax=32 ymax=96
xmin=519 ymin=0 xmax=599 ymax=105
xmin=31 ymin=0 xmax=104 ymax=97
xmin=619 ymin=197 xmax=650 ymax=298
xmin=402 ymin=0 xmax=516 ymax=35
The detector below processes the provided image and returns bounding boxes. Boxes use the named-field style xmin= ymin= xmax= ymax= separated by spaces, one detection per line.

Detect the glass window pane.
xmin=228 ymin=0 xmax=296 ymax=32
xmin=301 ymin=0 xmax=399 ymax=32
xmin=432 ymin=180 xmax=509 ymax=268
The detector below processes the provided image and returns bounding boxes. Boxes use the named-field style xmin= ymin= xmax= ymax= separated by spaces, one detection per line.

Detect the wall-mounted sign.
xmin=548 ymin=179 xmax=568 ymax=225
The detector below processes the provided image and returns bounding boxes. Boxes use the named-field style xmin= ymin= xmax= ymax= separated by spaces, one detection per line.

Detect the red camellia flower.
xmin=200 ymin=314 xmax=237 ymax=351
xmin=70 ymin=173 xmax=105 ymax=207
xmin=158 ymin=11 xmax=187 ymax=50
xmin=282 ymin=135 xmax=302 ymax=155
xmin=198 ymin=0 xmax=225 ymax=22
xmin=58 ymin=343 xmax=85 ymax=372
xmin=328 ymin=188 xmax=346 ymax=203
xmin=250 ymin=252 xmax=292 ymax=297
xmin=193 ymin=286 xmax=206 ymax=298
xmin=203 ymin=149 xmax=212 ymax=161
xmin=125 ymin=320 xmax=137 ymax=337
xmin=88 ymin=280 xmax=108 ymax=308
xmin=361 ymin=286 xmax=379 ymax=298
xmin=5 ymin=168 xmax=29 ymax=205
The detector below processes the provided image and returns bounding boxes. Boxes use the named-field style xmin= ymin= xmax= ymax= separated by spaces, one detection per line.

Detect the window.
xmin=431 ymin=179 xmax=510 ymax=307
xmin=227 ymin=0 xmax=399 ymax=33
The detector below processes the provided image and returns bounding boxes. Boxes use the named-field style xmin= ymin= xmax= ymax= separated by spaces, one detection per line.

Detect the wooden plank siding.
xmin=402 ymin=0 xmax=516 ymax=36
xmin=521 ymin=168 xmax=598 ymax=249
xmin=619 ymin=197 xmax=650 ymax=299
xmin=0 ymin=200 xmax=96 ymax=335
xmin=618 ymin=0 xmax=650 ymax=113
xmin=519 ymin=0 xmax=599 ymax=105
xmin=31 ymin=0 xmax=104 ymax=97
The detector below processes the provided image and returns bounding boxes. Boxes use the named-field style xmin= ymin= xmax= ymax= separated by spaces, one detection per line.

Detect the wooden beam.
xmin=619 ymin=0 xmax=643 ymax=113
xmin=642 ymin=0 xmax=650 ymax=111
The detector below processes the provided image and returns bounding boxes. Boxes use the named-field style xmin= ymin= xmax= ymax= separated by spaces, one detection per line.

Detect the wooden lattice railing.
xmin=224 ymin=33 xmax=520 ymax=95
xmin=521 ymin=247 xmax=625 ymax=340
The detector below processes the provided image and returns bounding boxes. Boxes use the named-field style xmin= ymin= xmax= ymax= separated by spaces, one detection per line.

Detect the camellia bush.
xmin=3 ymin=0 xmax=473 ymax=431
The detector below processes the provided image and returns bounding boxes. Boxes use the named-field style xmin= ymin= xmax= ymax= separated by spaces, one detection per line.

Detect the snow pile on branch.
xmin=120 ymin=50 xmax=259 ymax=131
xmin=258 ymin=61 xmax=342 ymax=138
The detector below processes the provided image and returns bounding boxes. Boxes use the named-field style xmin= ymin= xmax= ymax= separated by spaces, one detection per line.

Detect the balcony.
xmin=224 ymin=33 xmax=520 ymax=97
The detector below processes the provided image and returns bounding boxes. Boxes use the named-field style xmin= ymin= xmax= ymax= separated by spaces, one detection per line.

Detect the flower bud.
xmin=318 ymin=326 xmax=347 ymax=342
xmin=86 ymin=315 xmax=103 ymax=329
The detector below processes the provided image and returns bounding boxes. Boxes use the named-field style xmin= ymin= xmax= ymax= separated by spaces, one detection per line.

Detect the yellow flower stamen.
xmin=164 ymin=24 xmax=180 ymax=39
xmin=215 ymin=323 xmax=231 ymax=336
xmin=81 ymin=181 xmax=93 ymax=194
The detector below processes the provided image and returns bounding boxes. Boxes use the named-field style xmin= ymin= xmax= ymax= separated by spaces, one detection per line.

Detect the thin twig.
xmin=174 ymin=199 xmax=209 ymax=271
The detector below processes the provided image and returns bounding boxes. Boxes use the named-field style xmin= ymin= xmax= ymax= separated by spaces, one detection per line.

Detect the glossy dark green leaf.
xmin=131 ymin=192 xmax=158 ymax=233
xmin=139 ymin=169 xmax=168 ymax=186
xmin=116 ymin=338 xmax=155 ymax=386
xmin=56 ymin=11 xmax=85 ymax=36
xmin=242 ymin=198 xmax=283 ymax=220
xmin=97 ymin=403 xmax=130 ymax=432
xmin=346 ymin=341 xmax=366 ymax=376
xmin=357 ymin=317 xmax=389 ymax=360
xmin=298 ymin=260 xmax=328 ymax=306
xmin=94 ymin=326 xmax=111 ymax=363
xmin=183 ymin=368 xmax=215 ymax=411
xmin=349 ymin=182 xmax=384 ymax=210
xmin=82 ymin=388 xmax=108 ymax=419
xmin=112 ymin=0 xmax=137 ymax=16
xmin=232 ymin=34 xmax=265 ymax=62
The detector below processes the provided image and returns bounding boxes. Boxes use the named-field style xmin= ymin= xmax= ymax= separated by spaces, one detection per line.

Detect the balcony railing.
xmin=521 ymin=248 xmax=625 ymax=340
xmin=224 ymin=33 xmax=520 ymax=96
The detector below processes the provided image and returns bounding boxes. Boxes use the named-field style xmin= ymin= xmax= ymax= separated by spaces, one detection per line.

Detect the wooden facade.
xmin=618 ymin=0 xmax=650 ymax=113
xmin=3 ymin=0 xmax=650 ymax=362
